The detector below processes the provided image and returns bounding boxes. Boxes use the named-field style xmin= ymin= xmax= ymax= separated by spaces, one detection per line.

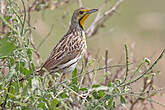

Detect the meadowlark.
xmin=38 ymin=8 xmax=98 ymax=75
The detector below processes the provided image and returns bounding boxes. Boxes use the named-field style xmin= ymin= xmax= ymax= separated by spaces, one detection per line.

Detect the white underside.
xmin=61 ymin=62 xmax=78 ymax=73
xmin=53 ymin=55 xmax=82 ymax=73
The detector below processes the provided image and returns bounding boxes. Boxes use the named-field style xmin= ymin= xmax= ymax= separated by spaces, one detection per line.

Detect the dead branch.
xmin=86 ymin=0 xmax=124 ymax=37
xmin=37 ymin=24 xmax=54 ymax=49
xmin=1 ymin=0 xmax=6 ymax=35
xmin=77 ymin=0 xmax=83 ymax=8
xmin=27 ymin=0 xmax=42 ymax=64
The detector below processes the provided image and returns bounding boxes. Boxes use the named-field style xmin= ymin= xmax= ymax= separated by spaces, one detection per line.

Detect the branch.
xmin=1 ymin=0 xmax=6 ymax=34
xmin=77 ymin=0 xmax=83 ymax=8
xmin=1 ymin=77 xmax=13 ymax=109
xmin=37 ymin=24 xmax=54 ymax=49
xmin=0 ymin=14 xmax=18 ymax=34
xmin=20 ymin=0 xmax=26 ymax=36
xmin=57 ymin=64 xmax=128 ymax=86
xmin=120 ymin=49 xmax=165 ymax=87
xmin=86 ymin=0 xmax=124 ymax=37
xmin=27 ymin=0 xmax=42 ymax=64
xmin=121 ymin=44 xmax=129 ymax=84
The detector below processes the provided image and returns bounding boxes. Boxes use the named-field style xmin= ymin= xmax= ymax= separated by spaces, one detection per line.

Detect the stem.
xmin=120 ymin=49 xmax=165 ymax=87
xmin=0 ymin=14 xmax=18 ymax=34
xmin=20 ymin=0 xmax=26 ymax=36
xmin=122 ymin=44 xmax=129 ymax=84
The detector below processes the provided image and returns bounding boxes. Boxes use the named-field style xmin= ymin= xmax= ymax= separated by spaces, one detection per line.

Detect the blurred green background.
xmin=32 ymin=0 xmax=165 ymax=88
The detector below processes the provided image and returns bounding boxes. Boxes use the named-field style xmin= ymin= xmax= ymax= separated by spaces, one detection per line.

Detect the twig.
xmin=104 ymin=49 xmax=109 ymax=85
xmin=27 ymin=0 xmax=42 ymax=64
xmin=129 ymin=59 xmax=145 ymax=80
xmin=121 ymin=44 xmax=129 ymax=84
xmin=105 ymin=49 xmax=108 ymax=73
xmin=0 ymin=14 xmax=18 ymax=34
xmin=147 ymin=98 xmax=165 ymax=108
xmin=37 ymin=24 xmax=54 ymax=49
xmin=86 ymin=0 xmax=124 ymax=37
xmin=62 ymin=84 xmax=88 ymax=102
xmin=120 ymin=49 xmax=165 ymax=87
xmin=29 ymin=0 xmax=38 ymax=11
xmin=1 ymin=77 xmax=13 ymax=109
xmin=128 ymin=93 xmax=165 ymax=109
xmin=77 ymin=0 xmax=83 ymax=8
xmin=20 ymin=0 xmax=26 ymax=36
xmin=86 ymin=64 xmax=127 ymax=75
xmin=1 ymin=0 xmax=6 ymax=34
xmin=57 ymin=64 xmax=128 ymax=86
xmin=7 ymin=0 xmax=23 ymax=28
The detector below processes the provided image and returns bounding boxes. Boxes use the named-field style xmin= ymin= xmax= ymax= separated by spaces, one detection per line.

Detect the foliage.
xmin=0 ymin=0 xmax=165 ymax=110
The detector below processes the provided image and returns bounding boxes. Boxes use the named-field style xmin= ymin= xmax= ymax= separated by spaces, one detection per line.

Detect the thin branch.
xmin=0 ymin=14 xmax=18 ymax=34
xmin=57 ymin=64 xmax=128 ymax=86
xmin=1 ymin=77 xmax=13 ymax=109
xmin=1 ymin=0 xmax=6 ymax=34
xmin=7 ymin=0 xmax=23 ymax=27
xmin=129 ymin=60 xmax=145 ymax=80
xmin=86 ymin=64 xmax=127 ymax=75
xmin=62 ymin=84 xmax=88 ymax=102
xmin=121 ymin=44 xmax=129 ymax=84
xmin=120 ymin=49 xmax=165 ymax=87
xmin=86 ymin=0 xmax=124 ymax=37
xmin=147 ymin=98 xmax=165 ymax=108
xmin=104 ymin=49 xmax=109 ymax=85
xmin=77 ymin=0 xmax=83 ymax=8
xmin=27 ymin=0 xmax=42 ymax=64
xmin=105 ymin=49 xmax=108 ymax=73
xmin=20 ymin=0 xmax=26 ymax=36
xmin=29 ymin=0 xmax=38 ymax=11
xmin=37 ymin=24 xmax=54 ymax=49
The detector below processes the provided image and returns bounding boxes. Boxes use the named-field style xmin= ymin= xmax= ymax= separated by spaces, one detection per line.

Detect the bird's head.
xmin=71 ymin=8 xmax=98 ymax=30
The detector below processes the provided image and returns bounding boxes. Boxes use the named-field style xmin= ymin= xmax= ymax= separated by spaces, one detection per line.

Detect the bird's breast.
xmin=81 ymin=31 xmax=87 ymax=55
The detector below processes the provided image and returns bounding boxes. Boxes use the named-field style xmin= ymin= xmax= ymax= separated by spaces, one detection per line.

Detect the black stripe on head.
xmin=78 ymin=15 xmax=86 ymax=30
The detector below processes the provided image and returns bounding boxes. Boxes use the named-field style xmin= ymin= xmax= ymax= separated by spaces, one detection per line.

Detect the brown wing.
xmin=41 ymin=32 xmax=83 ymax=72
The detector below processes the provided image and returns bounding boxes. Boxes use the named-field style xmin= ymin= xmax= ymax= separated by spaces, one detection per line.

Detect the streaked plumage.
xmin=38 ymin=8 xmax=97 ymax=74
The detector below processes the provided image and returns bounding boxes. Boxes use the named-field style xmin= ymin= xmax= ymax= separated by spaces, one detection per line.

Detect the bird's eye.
xmin=79 ymin=11 xmax=84 ymax=14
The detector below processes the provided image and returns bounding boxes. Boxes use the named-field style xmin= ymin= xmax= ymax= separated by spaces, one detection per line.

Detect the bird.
xmin=38 ymin=8 xmax=98 ymax=75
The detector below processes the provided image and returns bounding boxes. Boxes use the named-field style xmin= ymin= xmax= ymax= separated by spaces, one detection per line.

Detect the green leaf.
xmin=27 ymin=48 xmax=32 ymax=60
xmin=112 ymin=101 xmax=116 ymax=109
xmin=92 ymin=84 xmax=100 ymax=88
xmin=30 ymin=63 xmax=35 ymax=71
xmin=108 ymin=97 xmax=113 ymax=107
xmin=22 ymin=79 xmax=31 ymax=96
xmin=50 ymin=98 xmax=60 ymax=110
xmin=108 ymin=81 xmax=112 ymax=87
xmin=98 ymin=90 xmax=104 ymax=97
xmin=59 ymin=92 xmax=68 ymax=98
xmin=9 ymin=57 xmax=15 ymax=66
xmin=4 ymin=15 xmax=12 ymax=21
xmin=71 ymin=84 xmax=79 ymax=92
xmin=115 ymin=79 xmax=121 ymax=84
xmin=23 ymin=68 xmax=31 ymax=75
xmin=80 ymin=87 xmax=88 ymax=91
xmin=72 ymin=68 xmax=77 ymax=85
xmin=37 ymin=102 xmax=47 ymax=109
xmin=120 ymin=95 xmax=126 ymax=106
xmin=0 ymin=37 xmax=16 ymax=57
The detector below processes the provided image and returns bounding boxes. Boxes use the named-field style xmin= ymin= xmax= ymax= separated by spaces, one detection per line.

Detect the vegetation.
xmin=0 ymin=0 xmax=165 ymax=110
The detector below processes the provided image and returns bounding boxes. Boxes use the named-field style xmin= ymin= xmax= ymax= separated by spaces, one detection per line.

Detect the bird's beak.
xmin=87 ymin=9 xmax=98 ymax=14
